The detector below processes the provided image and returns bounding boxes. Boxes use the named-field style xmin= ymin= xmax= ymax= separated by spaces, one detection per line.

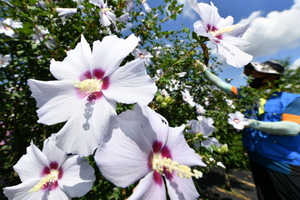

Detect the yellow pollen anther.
xmin=209 ymin=25 xmax=240 ymax=37
xmin=152 ymin=155 xmax=203 ymax=179
xmin=101 ymin=7 xmax=110 ymax=12
xmin=234 ymin=119 xmax=240 ymax=123
xmin=74 ymin=79 xmax=102 ymax=93
xmin=29 ymin=170 xmax=59 ymax=193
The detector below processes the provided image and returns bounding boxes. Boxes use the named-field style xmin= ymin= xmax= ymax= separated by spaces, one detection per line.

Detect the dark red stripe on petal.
xmin=152 ymin=141 xmax=163 ymax=154
xmin=41 ymin=167 xmax=50 ymax=176
xmin=207 ymin=24 xmax=222 ymax=40
xmin=163 ymin=169 xmax=173 ymax=181
xmin=49 ymin=162 xmax=58 ymax=170
xmin=147 ymin=152 xmax=153 ymax=170
xmin=80 ymin=71 xmax=92 ymax=81
xmin=207 ymin=24 xmax=217 ymax=32
xmin=93 ymin=68 xmax=105 ymax=80
xmin=153 ymin=170 xmax=163 ymax=186
xmin=58 ymin=167 xmax=63 ymax=179
xmin=87 ymin=91 xmax=103 ymax=102
xmin=216 ymin=35 xmax=222 ymax=40
xmin=102 ymin=77 xmax=110 ymax=90
xmin=42 ymin=180 xmax=59 ymax=191
xmin=160 ymin=146 xmax=172 ymax=159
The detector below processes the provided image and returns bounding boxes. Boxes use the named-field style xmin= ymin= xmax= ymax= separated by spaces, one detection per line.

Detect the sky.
xmin=150 ymin=0 xmax=300 ymax=87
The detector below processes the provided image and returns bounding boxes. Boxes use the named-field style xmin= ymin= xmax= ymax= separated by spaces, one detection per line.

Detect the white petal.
xmin=235 ymin=111 xmax=245 ymax=118
xmin=59 ymin=155 xmax=95 ymax=197
xmin=92 ymin=34 xmax=140 ymax=76
xmin=216 ymin=41 xmax=253 ymax=68
xmin=55 ymin=97 xmax=116 ymax=157
xmin=14 ymin=141 xmax=48 ymax=182
xmin=90 ymin=0 xmax=104 ymax=7
xmin=11 ymin=21 xmax=23 ymax=29
xmin=56 ymin=8 xmax=77 ymax=17
xmin=216 ymin=16 xmax=234 ymax=29
xmin=229 ymin=23 xmax=249 ymax=37
xmin=105 ymin=11 xmax=116 ymax=24
xmin=50 ymin=35 xmax=92 ymax=80
xmin=134 ymin=104 xmax=169 ymax=147
xmin=103 ymin=59 xmax=157 ymax=105
xmin=45 ymin=187 xmax=70 ymax=200
xmin=3 ymin=178 xmax=49 ymax=200
xmin=199 ymin=2 xmax=222 ymax=27
xmin=223 ymin=34 xmax=250 ymax=47
xmin=42 ymin=135 xmax=67 ymax=167
xmin=193 ymin=21 xmax=210 ymax=37
xmin=99 ymin=12 xmax=111 ymax=26
xmin=166 ymin=176 xmax=200 ymax=200
xmin=95 ymin=110 xmax=152 ymax=187
xmin=166 ymin=125 xmax=206 ymax=167
xmin=202 ymin=137 xmax=221 ymax=149
xmin=27 ymin=79 xmax=81 ymax=125
xmin=189 ymin=0 xmax=201 ymax=17
xmin=5 ymin=29 xmax=15 ymax=37
xmin=127 ymin=172 xmax=166 ymax=200
xmin=143 ymin=2 xmax=151 ymax=13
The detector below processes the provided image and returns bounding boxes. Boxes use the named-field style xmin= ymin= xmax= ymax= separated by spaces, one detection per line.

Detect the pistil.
xmin=152 ymin=154 xmax=202 ymax=179
xmin=74 ymin=79 xmax=102 ymax=93
xmin=209 ymin=25 xmax=239 ymax=37
xmin=234 ymin=118 xmax=240 ymax=123
xmin=101 ymin=7 xmax=110 ymax=12
xmin=29 ymin=170 xmax=59 ymax=193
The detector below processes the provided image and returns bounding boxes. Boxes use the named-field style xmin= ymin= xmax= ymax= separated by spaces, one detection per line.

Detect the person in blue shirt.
xmin=200 ymin=60 xmax=300 ymax=200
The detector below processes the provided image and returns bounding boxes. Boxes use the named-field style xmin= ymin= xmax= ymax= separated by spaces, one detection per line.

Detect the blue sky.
xmin=149 ymin=0 xmax=300 ymax=87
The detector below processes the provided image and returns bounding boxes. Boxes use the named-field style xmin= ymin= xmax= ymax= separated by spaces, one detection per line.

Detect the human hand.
xmin=193 ymin=59 xmax=207 ymax=73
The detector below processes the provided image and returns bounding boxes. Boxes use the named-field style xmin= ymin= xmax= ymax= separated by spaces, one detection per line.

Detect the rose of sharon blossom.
xmin=189 ymin=0 xmax=252 ymax=68
xmin=95 ymin=104 xmax=206 ymax=200
xmin=90 ymin=0 xmax=116 ymax=26
xmin=228 ymin=111 xmax=249 ymax=130
xmin=181 ymin=89 xmax=196 ymax=107
xmin=131 ymin=47 xmax=153 ymax=66
xmin=195 ymin=103 xmax=206 ymax=114
xmin=188 ymin=116 xmax=221 ymax=150
xmin=0 ymin=54 xmax=11 ymax=68
xmin=32 ymin=26 xmax=56 ymax=49
xmin=142 ymin=0 xmax=151 ymax=13
xmin=27 ymin=34 xmax=157 ymax=157
xmin=3 ymin=135 xmax=95 ymax=200
xmin=0 ymin=18 xmax=23 ymax=37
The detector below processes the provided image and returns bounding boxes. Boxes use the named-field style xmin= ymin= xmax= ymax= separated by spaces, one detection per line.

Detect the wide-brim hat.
xmin=244 ymin=61 xmax=284 ymax=76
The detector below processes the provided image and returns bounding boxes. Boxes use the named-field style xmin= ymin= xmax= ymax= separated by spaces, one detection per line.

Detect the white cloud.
xmin=292 ymin=0 xmax=300 ymax=9
xmin=242 ymin=2 xmax=300 ymax=58
xmin=290 ymin=57 xmax=300 ymax=70
xmin=238 ymin=11 xmax=261 ymax=24
xmin=179 ymin=0 xmax=197 ymax=20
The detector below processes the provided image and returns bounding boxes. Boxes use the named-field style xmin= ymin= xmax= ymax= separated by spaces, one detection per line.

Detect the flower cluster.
xmin=4 ymin=32 xmax=206 ymax=199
